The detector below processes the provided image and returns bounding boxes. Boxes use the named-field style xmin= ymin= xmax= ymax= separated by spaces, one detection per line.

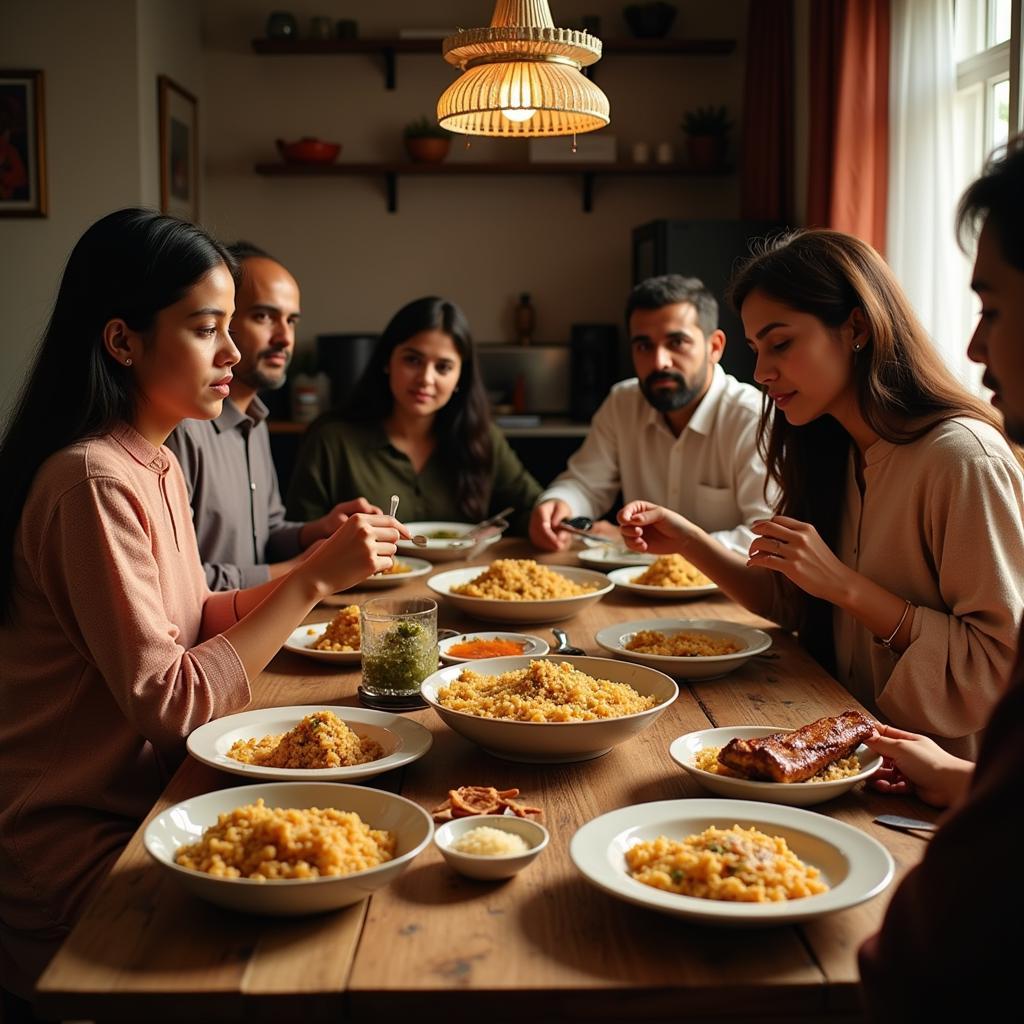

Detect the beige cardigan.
xmin=770 ymin=418 xmax=1024 ymax=760
xmin=0 ymin=424 xmax=250 ymax=993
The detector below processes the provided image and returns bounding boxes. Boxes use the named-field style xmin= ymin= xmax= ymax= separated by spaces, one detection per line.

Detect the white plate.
xmin=668 ymin=726 xmax=882 ymax=807
xmin=594 ymin=618 xmax=772 ymax=680
xmin=358 ymin=556 xmax=433 ymax=589
xmin=284 ymin=621 xmax=360 ymax=663
xmin=607 ymin=565 xmax=720 ymax=600
xmin=187 ymin=705 xmax=433 ymax=782
xmin=144 ymin=782 xmax=434 ymax=915
xmin=397 ymin=521 xmax=502 ymax=563
xmin=427 ymin=565 xmax=614 ymax=624
xmin=420 ymin=654 xmax=677 ymax=763
xmin=570 ymin=798 xmax=894 ymax=926
xmin=439 ymin=631 xmax=550 ymax=665
xmin=577 ymin=545 xmax=655 ymax=569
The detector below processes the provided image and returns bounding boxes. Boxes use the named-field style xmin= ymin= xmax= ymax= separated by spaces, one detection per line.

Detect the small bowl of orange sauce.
xmin=439 ymin=631 xmax=549 ymax=665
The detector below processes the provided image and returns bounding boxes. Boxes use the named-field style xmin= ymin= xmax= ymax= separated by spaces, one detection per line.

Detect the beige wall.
xmin=2 ymin=0 xmax=749 ymax=421
xmin=0 ymin=0 xmax=203 ymax=422
xmin=200 ymin=0 xmax=749 ymax=351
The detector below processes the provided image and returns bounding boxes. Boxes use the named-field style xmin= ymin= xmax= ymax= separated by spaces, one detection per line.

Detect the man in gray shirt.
xmin=166 ymin=242 xmax=379 ymax=589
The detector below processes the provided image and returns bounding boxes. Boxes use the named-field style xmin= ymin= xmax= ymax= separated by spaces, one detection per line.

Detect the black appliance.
xmin=632 ymin=219 xmax=784 ymax=384
xmin=570 ymin=323 xmax=620 ymax=422
xmin=316 ymin=333 xmax=379 ymax=411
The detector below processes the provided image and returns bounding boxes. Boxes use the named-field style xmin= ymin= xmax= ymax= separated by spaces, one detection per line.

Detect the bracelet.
xmin=875 ymin=599 xmax=913 ymax=649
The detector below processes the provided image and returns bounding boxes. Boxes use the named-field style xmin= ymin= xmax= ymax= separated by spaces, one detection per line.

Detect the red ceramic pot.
xmin=276 ymin=137 xmax=342 ymax=164
xmin=404 ymin=137 xmax=451 ymax=164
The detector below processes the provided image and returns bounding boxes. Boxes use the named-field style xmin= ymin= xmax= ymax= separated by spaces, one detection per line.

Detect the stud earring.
xmin=125 ymin=358 xmax=132 ymax=366
xmin=852 ymin=344 xmax=862 ymax=352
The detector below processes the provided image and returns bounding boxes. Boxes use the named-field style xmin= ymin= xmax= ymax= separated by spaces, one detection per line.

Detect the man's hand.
xmin=299 ymin=497 xmax=383 ymax=548
xmin=529 ymin=499 xmax=573 ymax=551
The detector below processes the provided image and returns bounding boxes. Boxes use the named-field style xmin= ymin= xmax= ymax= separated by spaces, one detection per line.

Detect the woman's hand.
xmin=299 ymin=497 xmax=384 ymax=547
xmin=747 ymin=516 xmax=855 ymax=603
xmin=617 ymin=501 xmax=695 ymax=554
xmin=302 ymin=513 xmax=409 ymax=593
xmin=864 ymin=724 xmax=973 ymax=809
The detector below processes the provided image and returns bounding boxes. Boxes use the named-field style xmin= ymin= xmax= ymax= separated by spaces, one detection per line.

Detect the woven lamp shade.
xmin=438 ymin=0 xmax=610 ymax=138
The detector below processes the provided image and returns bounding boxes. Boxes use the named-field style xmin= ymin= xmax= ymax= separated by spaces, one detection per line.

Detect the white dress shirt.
xmin=538 ymin=366 xmax=776 ymax=552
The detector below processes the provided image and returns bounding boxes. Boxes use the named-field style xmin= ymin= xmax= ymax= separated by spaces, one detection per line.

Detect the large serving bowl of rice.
xmin=144 ymin=782 xmax=433 ymax=915
xmin=426 ymin=561 xmax=613 ymax=624
xmin=570 ymin=798 xmax=894 ymax=926
xmin=420 ymin=655 xmax=678 ymax=762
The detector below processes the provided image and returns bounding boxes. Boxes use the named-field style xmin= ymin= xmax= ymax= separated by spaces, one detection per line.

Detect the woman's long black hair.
xmin=0 ymin=208 xmax=236 ymax=620
xmin=341 ymin=296 xmax=494 ymax=521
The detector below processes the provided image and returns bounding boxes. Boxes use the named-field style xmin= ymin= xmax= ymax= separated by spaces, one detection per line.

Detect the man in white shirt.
xmin=530 ymin=275 xmax=774 ymax=553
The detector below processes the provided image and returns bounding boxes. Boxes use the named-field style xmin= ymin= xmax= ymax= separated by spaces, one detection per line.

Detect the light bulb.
xmin=501 ymin=108 xmax=537 ymax=123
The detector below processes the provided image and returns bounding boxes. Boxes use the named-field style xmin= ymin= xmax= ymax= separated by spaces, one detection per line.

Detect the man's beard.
xmin=640 ymin=368 xmax=705 ymax=412
xmin=237 ymin=350 xmax=291 ymax=392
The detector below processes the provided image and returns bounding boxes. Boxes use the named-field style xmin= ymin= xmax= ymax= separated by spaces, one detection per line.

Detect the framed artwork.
xmin=158 ymin=75 xmax=198 ymax=222
xmin=0 ymin=69 xmax=47 ymax=217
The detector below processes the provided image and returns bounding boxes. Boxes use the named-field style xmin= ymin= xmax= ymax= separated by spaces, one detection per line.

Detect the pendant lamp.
xmin=437 ymin=0 xmax=610 ymax=137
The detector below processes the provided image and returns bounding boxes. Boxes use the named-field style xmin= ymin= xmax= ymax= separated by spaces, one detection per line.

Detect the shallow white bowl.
xmin=397 ymin=521 xmax=502 ymax=563
xmin=668 ymin=726 xmax=883 ymax=807
xmin=434 ymin=814 xmax=549 ymax=880
xmin=144 ymin=782 xmax=434 ymax=915
xmin=357 ymin=556 xmax=433 ymax=589
xmin=577 ymin=543 xmax=655 ymax=569
xmin=283 ymin=621 xmax=359 ymax=663
xmin=427 ymin=565 xmax=614 ymax=624
xmin=594 ymin=618 xmax=772 ymax=680
xmin=187 ymin=705 xmax=433 ymax=782
xmin=607 ymin=565 xmax=720 ymax=600
xmin=439 ymin=631 xmax=549 ymax=665
xmin=570 ymin=798 xmax=894 ymax=926
xmin=420 ymin=654 xmax=678 ymax=763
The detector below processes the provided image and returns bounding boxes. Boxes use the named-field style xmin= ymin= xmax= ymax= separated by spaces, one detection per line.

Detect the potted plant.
xmin=403 ymin=117 xmax=451 ymax=164
xmin=681 ymin=105 xmax=732 ymax=171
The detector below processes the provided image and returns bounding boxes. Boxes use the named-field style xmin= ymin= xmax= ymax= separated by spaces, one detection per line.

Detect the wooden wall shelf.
xmin=252 ymin=161 xmax=733 ymax=213
xmin=251 ymin=36 xmax=736 ymax=88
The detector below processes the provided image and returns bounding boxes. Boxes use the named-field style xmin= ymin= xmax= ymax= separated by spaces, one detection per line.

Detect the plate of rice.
xmin=570 ymin=798 xmax=894 ymax=925
xmin=668 ymin=726 xmax=882 ymax=807
xmin=284 ymin=607 xmax=362 ymax=662
xmin=607 ymin=554 xmax=719 ymax=599
xmin=420 ymin=654 xmax=677 ymax=762
xmin=594 ymin=618 xmax=772 ymax=679
xmin=187 ymin=706 xmax=433 ymax=782
xmin=144 ymin=781 xmax=433 ymax=915
xmin=427 ymin=560 xmax=613 ymax=623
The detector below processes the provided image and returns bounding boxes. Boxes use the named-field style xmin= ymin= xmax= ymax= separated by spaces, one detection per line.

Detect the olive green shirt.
xmin=286 ymin=418 xmax=542 ymax=534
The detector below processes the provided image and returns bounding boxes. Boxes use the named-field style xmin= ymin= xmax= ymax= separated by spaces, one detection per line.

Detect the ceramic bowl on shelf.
xmin=276 ymin=137 xmax=342 ymax=164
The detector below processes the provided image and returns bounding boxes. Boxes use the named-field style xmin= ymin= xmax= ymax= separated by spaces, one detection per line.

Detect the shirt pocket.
xmin=693 ymin=483 xmax=740 ymax=533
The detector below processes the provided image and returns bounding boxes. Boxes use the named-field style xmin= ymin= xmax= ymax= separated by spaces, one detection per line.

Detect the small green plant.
xmin=681 ymin=105 xmax=733 ymax=137
xmin=403 ymin=116 xmax=449 ymax=139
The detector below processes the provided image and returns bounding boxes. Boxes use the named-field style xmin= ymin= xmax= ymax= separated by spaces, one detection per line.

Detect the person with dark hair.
xmin=618 ymin=230 xmax=1024 ymax=759
xmin=530 ymin=274 xmax=773 ymax=552
xmin=857 ymin=135 xmax=1024 ymax=1020
xmin=166 ymin=242 xmax=380 ymax=590
xmin=286 ymin=296 xmax=542 ymax=530
xmin=0 ymin=211 xmax=405 ymax=1000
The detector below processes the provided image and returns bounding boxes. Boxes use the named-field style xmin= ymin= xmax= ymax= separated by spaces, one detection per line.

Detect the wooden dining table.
xmin=35 ymin=542 xmax=937 ymax=1023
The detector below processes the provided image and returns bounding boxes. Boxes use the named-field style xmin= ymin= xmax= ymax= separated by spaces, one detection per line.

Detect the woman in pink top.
xmin=0 ymin=210 xmax=407 ymax=1001
xmin=618 ymin=230 xmax=1024 ymax=758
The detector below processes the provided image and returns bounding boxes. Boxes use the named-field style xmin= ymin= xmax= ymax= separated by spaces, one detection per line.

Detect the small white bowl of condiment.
xmin=434 ymin=814 xmax=549 ymax=880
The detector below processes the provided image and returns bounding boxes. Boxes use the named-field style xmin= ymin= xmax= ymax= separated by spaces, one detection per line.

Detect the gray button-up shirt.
xmin=166 ymin=398 xmax=304 ymax=589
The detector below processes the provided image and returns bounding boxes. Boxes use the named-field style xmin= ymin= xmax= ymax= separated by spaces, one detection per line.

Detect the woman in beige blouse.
xmin=0 ymin=210 xmax=406 ymax=998
xmin=620 ymin=229 xmax=1024 ymax=759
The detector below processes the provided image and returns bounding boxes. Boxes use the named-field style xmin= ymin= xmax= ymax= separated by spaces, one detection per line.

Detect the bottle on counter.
xmin=515 ymin=293 xmax=535 ymax=346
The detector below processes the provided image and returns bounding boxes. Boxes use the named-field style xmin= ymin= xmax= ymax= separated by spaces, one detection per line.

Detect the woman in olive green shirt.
xmin=287 ymin=297 xmax=542 ymax=532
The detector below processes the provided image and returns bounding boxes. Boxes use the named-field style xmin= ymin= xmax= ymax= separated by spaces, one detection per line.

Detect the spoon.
xmin=388 ymin=494 xmax=428 ymax=547
xmin=551 ymin=628 xmax=585 ymax=655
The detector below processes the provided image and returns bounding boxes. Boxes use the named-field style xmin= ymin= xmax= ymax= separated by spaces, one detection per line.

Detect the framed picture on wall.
xmin=0 ymin=69 xmax=47 ymax=218
xmin=158 ymin=75 xmax=198 ymax=222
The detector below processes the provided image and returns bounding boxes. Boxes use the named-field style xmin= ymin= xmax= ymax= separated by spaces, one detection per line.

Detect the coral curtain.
xmin=741 ymin=0 xmax=795 ymax=221
xmin=807 ymin=0 xmax=891 ymax=253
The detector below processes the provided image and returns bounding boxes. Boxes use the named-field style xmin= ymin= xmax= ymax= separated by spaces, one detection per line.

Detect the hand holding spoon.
xmin=389 ymin=494 xmax=428 ymax=547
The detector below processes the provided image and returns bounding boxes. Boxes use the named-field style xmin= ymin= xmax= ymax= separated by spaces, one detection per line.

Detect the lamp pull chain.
xmin=571 ymin=132 xmax=577 ymax=154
